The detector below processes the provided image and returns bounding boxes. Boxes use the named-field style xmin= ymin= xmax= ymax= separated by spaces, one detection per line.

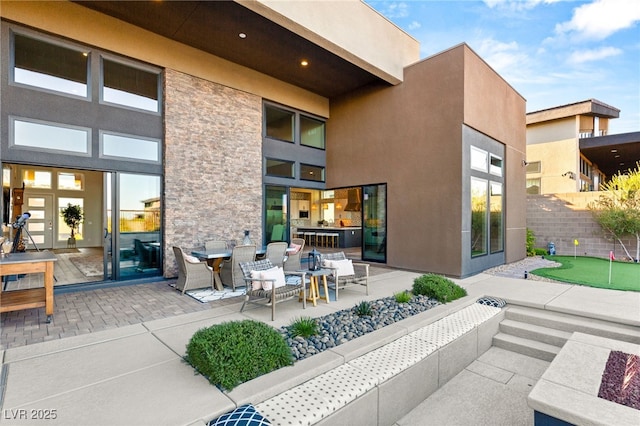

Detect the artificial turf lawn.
xmin=531 ymin=256 xmax=640 ymax=292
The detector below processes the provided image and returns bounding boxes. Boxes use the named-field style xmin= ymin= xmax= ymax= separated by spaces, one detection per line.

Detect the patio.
xmin=1 ymin=260 xmax=639 ymax=425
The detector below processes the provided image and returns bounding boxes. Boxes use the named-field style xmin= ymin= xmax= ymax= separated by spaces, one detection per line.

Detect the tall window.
xmin=300 ymin=115 xmax=325 ymax=149
xmin=13 ymin=33 xmax=88 ymax=97
xmin=265 ymin=106 xmax=294 ymax=142
xmin=471 ymin=177 xmax=487 ymax=257
xmin=469 ymin=142 xmax=504 ymax=257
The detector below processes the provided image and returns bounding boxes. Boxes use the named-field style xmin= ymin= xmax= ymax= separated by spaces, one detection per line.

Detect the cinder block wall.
xmin=163 ymin=69 xmax=263 ymax=277
xmin=527 ymin=193 xmax=638 ymax=261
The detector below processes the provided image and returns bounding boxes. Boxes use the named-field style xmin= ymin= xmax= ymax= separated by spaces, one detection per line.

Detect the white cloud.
xmin=473 ymin=38 xmax=530 ymax=77
xmin=408 ymin=20 xmax=421 ymax=31
xmin=376 ymin=1 xmax=409 ymax=19
xmin=567 ymin=46 xmax=623 ymax=64
xmin=483 ymin=0 xmax=562 ymax=12
xmin=555 ymin=0 xmax=640 ymax=41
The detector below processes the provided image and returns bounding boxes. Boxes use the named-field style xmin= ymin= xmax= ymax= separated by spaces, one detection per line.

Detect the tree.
xmin=589 ymin=162 xmax=640 ymax=262
xmin=60 ymin=204 xmax=84 ymax=239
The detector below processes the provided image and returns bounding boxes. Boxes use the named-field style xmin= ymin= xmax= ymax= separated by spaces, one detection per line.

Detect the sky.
xmin=366 ymin=0 xmax=640 ymax=134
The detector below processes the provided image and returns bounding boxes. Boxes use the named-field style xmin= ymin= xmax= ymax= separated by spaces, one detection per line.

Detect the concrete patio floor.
xmin=1 ymin=263 xmax=639 ymax=425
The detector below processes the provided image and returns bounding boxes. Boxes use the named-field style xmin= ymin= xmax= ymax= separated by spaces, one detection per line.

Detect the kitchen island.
xmin=296 ymin=226 xmax=362 ymax=249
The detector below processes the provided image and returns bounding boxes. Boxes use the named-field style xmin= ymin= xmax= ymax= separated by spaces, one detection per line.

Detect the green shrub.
xmin=288 ymin=316 xmax=319 ymax=338
xmin=412 ymin=274 xmax=467 ymax=303
xmin=354 ymin=300 xmax=372 ymax=316
xmin=526 ymin=228 xmax=536 ymax=256
xmin=533 ymin=248 xmax=548 ymax=256
xmin=394 ymin=290 xmax=413 ymax=303
xmin=185 ymin=320 xmax=293 ymax=391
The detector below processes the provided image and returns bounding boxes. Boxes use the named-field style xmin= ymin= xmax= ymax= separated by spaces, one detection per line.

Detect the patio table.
xmin=192 ymin=247 xmax=294 ymax=290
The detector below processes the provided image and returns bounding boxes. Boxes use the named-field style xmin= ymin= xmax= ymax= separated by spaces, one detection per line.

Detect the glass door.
xmin=362 ymin=184 xmax=387 ymax=262
xmin=106 ymin=172 xmax=162 ymax=280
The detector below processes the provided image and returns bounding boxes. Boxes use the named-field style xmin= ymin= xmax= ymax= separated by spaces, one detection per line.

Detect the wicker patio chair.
xmin=283 ymin=237 xmax=305 ymax=272
xmin=172 ymin=246 xmax=215 ymax=294
xmin=320 ymin=251 xmax=369 ymax=301
xmin=219 ymin=244 xmax=256 ymax=291
xmin=205 ymin=240 xmax=228 ymax=251
xmin=265 ymin=241 xmax=288 ymax=268
xmin=239 ymin=259 xmax=306 ymax=321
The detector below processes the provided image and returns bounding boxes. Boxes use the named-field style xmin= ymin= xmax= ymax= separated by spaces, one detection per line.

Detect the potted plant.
xmin=60 ymin=203 xmax=84 ymax=245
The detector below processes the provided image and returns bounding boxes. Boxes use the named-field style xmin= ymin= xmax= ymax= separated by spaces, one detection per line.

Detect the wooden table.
xmin=0 ymin=251 xmax=57 ymax=323
xmin=299 ymin=268 xmax=331 ymax=306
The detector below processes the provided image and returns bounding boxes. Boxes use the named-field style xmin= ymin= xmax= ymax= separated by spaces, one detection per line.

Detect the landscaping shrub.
xmin=412 ymin=274 xmax=467 ymax=303
xmin=354 ymin=300 xmax=373 ymax=316
xmin=533 ymin=248 xmax=548 ymax=256
xmin=394 ymin=290 xmax=413 ymax=303
xmin=185 ymin=320 xmax=293 ymax=391
xmin=526 ymin=228 xmax=536 ymax=256
xmin=288 ymin=316 xmax=319 ymax=338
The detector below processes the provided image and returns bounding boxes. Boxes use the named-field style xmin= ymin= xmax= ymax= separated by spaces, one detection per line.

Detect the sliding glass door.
xmin=105 ymin=172 xmax=161 ymax=280
xmin=362 ymin=184 xmax=386 ymax=262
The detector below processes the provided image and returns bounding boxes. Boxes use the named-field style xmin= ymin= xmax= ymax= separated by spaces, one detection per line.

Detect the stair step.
xmin=499 ymin=319 xmax=572 ymax=347
xmin=492 ymin=333 xmax=560 ymax=362
xmin=505 ymin=306 xmax=640 ymax=345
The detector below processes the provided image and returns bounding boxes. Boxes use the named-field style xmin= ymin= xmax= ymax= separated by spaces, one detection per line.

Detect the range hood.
xmin=344 ymin=188 xmax=361 ymax=211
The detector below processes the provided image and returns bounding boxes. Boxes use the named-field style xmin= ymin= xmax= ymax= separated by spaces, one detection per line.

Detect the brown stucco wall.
xmin=163 ymin=69 xmax=263 ymax=277
xmin=328 ymin=44 xmax=526 ymax=276
xmin=462 ymin=46 xmax=527 ymax=264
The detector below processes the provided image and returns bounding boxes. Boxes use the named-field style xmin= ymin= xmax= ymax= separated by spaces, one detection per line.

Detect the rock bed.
xmin=280 ymin=295 xmax=441 ymax=361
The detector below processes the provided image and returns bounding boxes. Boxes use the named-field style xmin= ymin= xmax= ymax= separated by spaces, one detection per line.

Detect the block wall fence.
xmin=527 ymin=193 xmax=638 ymax=261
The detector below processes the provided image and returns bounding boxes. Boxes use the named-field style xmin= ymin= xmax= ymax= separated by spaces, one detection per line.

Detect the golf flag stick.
xmin=608 ymin=251 xmax=615 ymax=285
xmin=574 ymin=239 xmax=579 ymax=259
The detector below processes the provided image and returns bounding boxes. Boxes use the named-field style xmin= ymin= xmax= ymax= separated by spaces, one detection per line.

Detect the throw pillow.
xmin=332 ymin=258 xmax=355 ymax=277
xmin=289 ymin=242 xmax=302 ymax=254
xmin=261 ymin=266 xmax=286 ymax=291
xmin=184 ymin=255 xmax=201 ymax=264
xmin=250 ymin=270 xmax=263 ymax=290
xmin=208 ymin=404 xmax=271 ymax=426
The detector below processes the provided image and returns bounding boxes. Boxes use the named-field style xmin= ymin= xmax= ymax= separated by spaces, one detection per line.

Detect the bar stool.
xmin=315 ymin=232 xmax=326 ymax=247
xmin=292 ymin=229 xmax=305 ymax=240
xmin=303 ymin=232 xmax=316 ymax=247
xmin=326 ymin=233 xmax=339 ymax=248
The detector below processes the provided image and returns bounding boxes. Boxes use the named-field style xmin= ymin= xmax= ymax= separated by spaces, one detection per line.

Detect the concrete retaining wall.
xmin=527 ymin=193 xmax=638 ymax=261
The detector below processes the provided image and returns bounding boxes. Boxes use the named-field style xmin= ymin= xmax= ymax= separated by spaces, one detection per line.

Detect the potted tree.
xmin=60 ymin=203 xmax=84 ymax=247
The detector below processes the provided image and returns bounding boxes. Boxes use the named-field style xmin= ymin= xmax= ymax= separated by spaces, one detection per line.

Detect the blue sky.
xmin=366 ymin=0 xmax=640 ymax=134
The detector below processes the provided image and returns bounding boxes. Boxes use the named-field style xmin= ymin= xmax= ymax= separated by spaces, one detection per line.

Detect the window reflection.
xmin=471 ymin=177 xmax=487 ymax=257
xmin=13 ymin=33 xmax=88 ymax=97
xmin=265 ymin=106 xmax=294 ymax=142
xmin=102 ymin=58 xmax=159 ymax=112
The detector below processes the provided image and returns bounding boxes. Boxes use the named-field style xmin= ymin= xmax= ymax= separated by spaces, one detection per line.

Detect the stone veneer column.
xmin=163 ymin=69 xmax=263 ymax=277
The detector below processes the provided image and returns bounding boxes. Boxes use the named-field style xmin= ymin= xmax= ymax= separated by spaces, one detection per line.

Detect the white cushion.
xmin=184 ymin=255 xmax=201 ymax=264
xmin=250 ymin=270 xmax=263 ymax=290
xmin=329 ymin=259 xmax=355 ymax=277
xmin=261 ymin=266 xmax=287 ymax=291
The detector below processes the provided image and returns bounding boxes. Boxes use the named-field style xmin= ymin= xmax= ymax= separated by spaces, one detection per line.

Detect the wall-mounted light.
xmin=522 ymin=160 xmax=529 ymax=167
xmin=562 ymin=171 xmax=576 ymax=180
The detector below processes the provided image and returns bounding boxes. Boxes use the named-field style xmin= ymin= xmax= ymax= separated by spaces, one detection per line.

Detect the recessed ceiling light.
xmin=300 ymin=59 xmax=309 ymax=67
xmin=611 ymin=149 xmax=618 ymax=153
xmin=239 ymin=33 xmax=247 ymax=39
xmin=614 ymin=154 xmax=620 ymax=158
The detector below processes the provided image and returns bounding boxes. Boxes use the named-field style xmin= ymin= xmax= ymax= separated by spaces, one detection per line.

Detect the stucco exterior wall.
xmin=527 ymin=139 xmax=579 ymax=193
xmin=0 ymin=0 xmax=330 ymax=118
xmin=462 ymin=46 xmax=527 ymax=265
xmin=328 ymin=44 xmax=525 ymax=277
xmin=527 ymin=193 xmax=638 ymax=261
xmin=163 ymin=69 xmax=263 ymax=277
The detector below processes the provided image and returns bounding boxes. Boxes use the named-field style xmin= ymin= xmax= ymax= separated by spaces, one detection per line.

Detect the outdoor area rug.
xmin=184 ymin=275 xmax=337 ymax=303
xmin=69 ymin=254 xmax=103 ymax=277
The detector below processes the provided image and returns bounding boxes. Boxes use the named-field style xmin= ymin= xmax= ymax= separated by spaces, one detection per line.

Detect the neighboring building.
xmin=526 ymin=99 xmax=640 ymax=194
xmin=0 ymin=0 xmax=525 ymax=281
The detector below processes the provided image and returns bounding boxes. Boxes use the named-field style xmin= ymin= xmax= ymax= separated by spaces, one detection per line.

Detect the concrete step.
xmin=504 ymin=306 xmax=640 ymax=345
xmin=499 ymin=319 xmax=572 ymax=348
xmin=492 ymin=333 xmax=560 ymax=362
